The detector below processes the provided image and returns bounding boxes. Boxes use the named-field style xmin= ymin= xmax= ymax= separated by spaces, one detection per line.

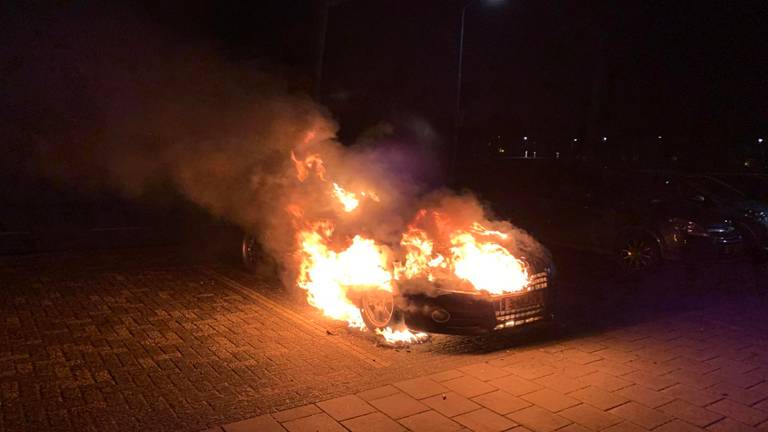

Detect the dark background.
xmin=1 ymin=0 xmax=766 ymax=253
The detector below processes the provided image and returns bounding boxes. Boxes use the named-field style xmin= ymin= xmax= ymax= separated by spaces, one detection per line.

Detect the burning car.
xmin=243 ymin=223 xmax=555 ymax=337
xmin=240 ymin=136 xmax=554 ymax=343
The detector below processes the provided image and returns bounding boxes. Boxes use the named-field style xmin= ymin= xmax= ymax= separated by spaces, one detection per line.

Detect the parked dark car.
xmin=676 ymin=174 xmax=768 ymax=260
xmin=458 ymin=160 xmax=743 ymax=272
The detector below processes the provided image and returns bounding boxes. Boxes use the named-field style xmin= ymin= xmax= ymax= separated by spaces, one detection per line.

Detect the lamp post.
xmin=451 ymin=0 xmax=503 ymax=174
xmin=315 ymin=0 xmax=355 ymax=99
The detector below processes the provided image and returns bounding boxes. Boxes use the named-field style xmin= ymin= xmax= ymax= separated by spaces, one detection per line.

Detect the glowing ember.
xmin=376 ymin=327 xmax=430 ymax=345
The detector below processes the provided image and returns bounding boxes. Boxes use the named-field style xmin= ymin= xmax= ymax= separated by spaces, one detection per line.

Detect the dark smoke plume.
xmin=2 ymin=3 xmax=550 ymax=290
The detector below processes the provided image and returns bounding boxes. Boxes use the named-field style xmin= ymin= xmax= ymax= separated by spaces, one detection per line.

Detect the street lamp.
xmin=315 ymin=0 xmax=356 ymax=99
xmin=451 ymin=0 xmax=505 ymax=173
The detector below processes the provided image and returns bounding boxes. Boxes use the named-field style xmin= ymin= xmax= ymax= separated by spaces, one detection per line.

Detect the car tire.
xmin=359 ymin=289 xmax=403 ymax=331
xmin=241 ymin=233 xmax=260 ymax=271
xmin=616 ymin=234 xmax=661 ymax=273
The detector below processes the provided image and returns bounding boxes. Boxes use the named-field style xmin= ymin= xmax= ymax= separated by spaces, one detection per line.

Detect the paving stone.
xmin=454 ymin=408 xmax=516 ymax=432
xmin=222 ymin=415 xmax=285 ymax=432
xmin=590 ymin=359 xmax=638 ymax=377
xmin=602 ymin=422 xmax=649 ymax=432
xmin=394 ymin=377 xmax=449 ymax=400
xmin=488 ymin=374 xmax=544 ymax=396
xmin=459 ymin=363 xmax=511 ymax=381
xmin=617 ymin=384 xmax=675 ymax=408
xmin=472 ymin=390 xmax=531 ymax=415
xmin=369 ymin=392 xmax=430 ymax=419
xmin=506 ymin=405 xmax=572 ymax=432
xmin=317 ymin=394 xmax=376 ymax=421
xmin=568 ymin=386 xmax=629 ymax=410
xmin=443 ymin=376 xmax=497 ymax=398
xmin=358 ymin=385 xmax=401 ymax=402
xmin=753 ymin=398 xmax=768 ymax=412
xmin=662 ymin=384 xmax=724 ymax=407
xmin=521 ymin=388 xmax=580 ymax=413
xmin=430 ymin=370 xmax=466 ymax=383
xmin=708 ymin=399 xmax=768 ymax=426
xmin=593 ymin=349 xmax=639 ymax=364
xmin=535 ymin=374 xmax=587 ymax=394
xmin=709 ymin=382 xmax=768 ymax=406
xmin=398 ymin=410 xmax=463 ymax=432
xmin=578 ymin=371 xmax=633 ymax=392
xmin=507 ymin=426 xmax=535 ymax=432
xmin=712 ymin=370 xmax=765 ymax=390
xmin=707 ymin=418 xmax=760 ymax=432
xmin=341 ymin=412 xmax=406 ymax=432
xmin=559 ymin=362 xmax=599 ymax=379
xmin=655 ymin=419 xmax=706 ymax=432
xmin=559 ymin=403 xmax=622 ymax=430
xmin=749 ymin=381 xmax=768 ymax=398
xmin=561 ymin=349 xmax=603 ymax=365
xmin=555 ymin=424 xmax=591 ymax=432
xmin=668 ymin=370 xmax=724 ymax=390
xmin=272 ymin=405 xmax=322 ymax=423
xmin=623 ymin=370 xmax=678 ymax=391
xmin=508 ymin=365 xmax=559 ymax=381
xmin=659 ymin=400 xmax=724 ymax=428
xmin=423 ymin=392 xmax=481 ymax=417
xmin=609 ymin=401 xmax=673 ymax=429
xmin=282 ymin=413 xmax=345 ymax=432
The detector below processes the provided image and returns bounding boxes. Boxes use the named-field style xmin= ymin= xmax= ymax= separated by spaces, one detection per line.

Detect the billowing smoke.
xmin=2 ymin=4 xmax=550 ymax=299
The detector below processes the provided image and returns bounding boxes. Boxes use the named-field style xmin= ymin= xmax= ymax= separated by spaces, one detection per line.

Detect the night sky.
xmin=2 ymin=0 xmax=767 ymax=168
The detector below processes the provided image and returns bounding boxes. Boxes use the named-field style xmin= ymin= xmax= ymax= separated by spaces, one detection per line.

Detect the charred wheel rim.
xmin=241 ymin=234 xmax=258 ymax=269
xmin=619 ymin=238 xmax=656 ymax=270
xmin=361 ymin=290 xmax=395 ymax=328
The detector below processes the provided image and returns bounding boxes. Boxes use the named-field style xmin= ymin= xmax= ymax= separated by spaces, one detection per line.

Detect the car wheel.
xmin=360 ymin=289 xmax=402 ymax=331
xmin=617 ymin=235 xmax=660 ymax=273
xmin=241 ymin=233 xmax=260 ymax=271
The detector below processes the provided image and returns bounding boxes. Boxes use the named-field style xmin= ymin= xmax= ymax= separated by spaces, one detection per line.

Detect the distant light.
xmin=657 ymin=135 xmax=663 ymax=139
xmin=523 ymin=136 xmax=528 ymax=141
xmin=498 ymin=147 xmax=505 ymax=153
xmin=759 ymin=138 xmax=764 ymax=143
xmin=573 ymin=138 xmax=578 ymax=142
xmin=602 ymin=136 xmax=608 ymax=141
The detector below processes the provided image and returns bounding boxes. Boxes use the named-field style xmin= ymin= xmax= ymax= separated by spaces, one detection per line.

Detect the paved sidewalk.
xmin=212 ymin=300 xmax=768 ymax=432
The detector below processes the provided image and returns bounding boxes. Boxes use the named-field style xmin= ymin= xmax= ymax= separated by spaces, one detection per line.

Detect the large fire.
xmin=288 ymin=144 xmax=532 ymax=344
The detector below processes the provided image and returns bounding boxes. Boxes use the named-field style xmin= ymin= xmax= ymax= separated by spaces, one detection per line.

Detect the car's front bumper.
xmin=402 ymin=271 xmax=553 ymax=335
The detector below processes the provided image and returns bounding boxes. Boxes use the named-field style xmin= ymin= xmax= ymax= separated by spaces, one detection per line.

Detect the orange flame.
xmin=332 ymin=183 xmax=360 ymax=212
xmin=297 ymin=226 xmax=392 ymax=330
xmin=396 ymin=212 xmax=529 ymax=294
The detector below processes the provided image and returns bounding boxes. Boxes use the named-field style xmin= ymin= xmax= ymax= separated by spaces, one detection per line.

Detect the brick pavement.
xmin=212 ymin=294 xmax=768 ymax=432
xmin=0 ymin=248 xmax=582 ymax=431
xmin=1 ymin=248 xmax=768 ymax=431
